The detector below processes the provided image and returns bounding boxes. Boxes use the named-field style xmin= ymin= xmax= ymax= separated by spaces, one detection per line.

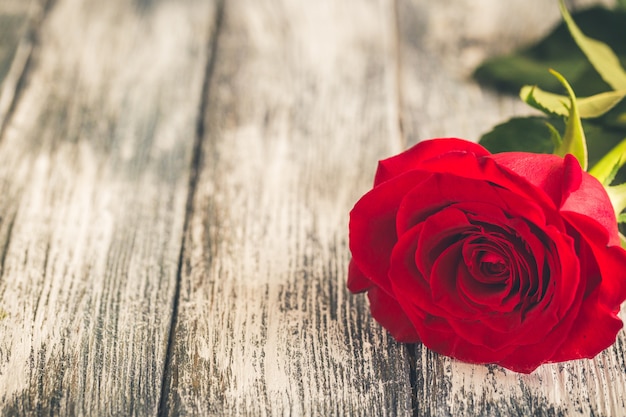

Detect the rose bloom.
xmin=348 ymin=138 xmax=626 ymax=373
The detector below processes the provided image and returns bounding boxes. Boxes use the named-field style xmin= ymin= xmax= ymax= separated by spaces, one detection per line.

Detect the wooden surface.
xmin=0 ymin=0 xmax=624 ymax=416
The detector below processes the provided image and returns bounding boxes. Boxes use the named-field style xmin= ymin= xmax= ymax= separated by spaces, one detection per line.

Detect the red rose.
xmin=348 ymin=138 xmax=626 ymax=373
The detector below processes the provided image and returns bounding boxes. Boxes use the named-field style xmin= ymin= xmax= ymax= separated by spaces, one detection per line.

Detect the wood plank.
xmin=397 ymin=0 xmax=626 ymax=415
xmin=0 ymin=0 xmax=32 ymax=85
xmin=0 ymin=0 xmax=217 ymax=414
xmin=0 ymin=0 xmax=48 ymax=134
xmin=160 ymin=0 xmax=414 ymax=415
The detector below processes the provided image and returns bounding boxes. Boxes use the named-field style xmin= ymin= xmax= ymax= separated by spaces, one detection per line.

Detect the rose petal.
xmin=549 ymin=292 xmax=623 ymax=362
xmin=367 ymin=286 xmax=420 ymax=343
xmin=561 ymin=175 xmax=619 ymax=247
xmin=444 ymin=229 xmax=579 ymax=349
xmin=563 ymin=211 xmax=626 ymax=310
xmin=389 ymin=224 xmax=449 ymax=319
xmin=350 ymin=170 xmax=431 ymax=293
xmin=414 ymin=206 xmax=474 ymax=281
xmin=394 ymin=295 xmax=519 ymax=364
xmin=415 ymin=151 xmax=561 ymax=221
xmin=459 ymin=239 xmax=510 ymax=307
xmin=374 ymin=138 xmax=490 ymax=186
xmin=429 ymin=243 xmax=481 ymax=316
xmin=493 ymin=300 xmax=582 ymax=373
xmin=347 ymin=259 xmax=373 ymax=293
xmin=492 ymin=152 xmax=575 ymax=208
xmin=395 ymin=173 xmax=553 ymax=238
xmin=494 ymin=153 xmax=619 ymax=246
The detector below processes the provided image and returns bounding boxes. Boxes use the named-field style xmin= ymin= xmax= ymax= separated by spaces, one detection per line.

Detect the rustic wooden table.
xmin=0 ymin=0 xmax=624 ymax=415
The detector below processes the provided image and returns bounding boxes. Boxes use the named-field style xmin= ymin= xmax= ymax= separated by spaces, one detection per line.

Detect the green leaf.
xmin=520 ymin=85 xmax=626 ymax=118
xmin=589 ymin=137 xmax=626 ymax=184
xmin=474 ymin=6 xmax=626 ymax=96
xmin=478 ymin=116 xmax=625 ymax=174
xmin=597 ymin=98 xmax=626 ymax=129
xmin=521 ymin=86 xmax=566 ymax=117
xmin=549 ymin=69 xmax=588 ymax=169
xmin=545 ymin=121 xmax=563 ymax=149
xmin=479 ymin=116 xmax=562 ymax=155
xmin=605 ymin=182 xmax=626 ymax=217
xmin=577 ymin=90 xmax=626 ymax=118
xmin=584 ymin=123 xmax=626 ymax=174
xmin=475 ymin=55 xmax=591 ymax=94
xmin=558 ymin=0 xmax=626 ymax=90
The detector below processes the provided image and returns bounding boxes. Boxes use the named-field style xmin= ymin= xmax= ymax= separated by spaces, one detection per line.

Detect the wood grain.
xmin=0 ymin=0 xmax=217 ymax=415
xmin=0 ymin=0 xmax=48 ymax=135
xmin=0 ymin=0 xmax=33 ymax=85
xmin=0 ymin=0 xmax=624 ymax=415
xmin=398 ymin=0 xmax=626 ymax=416
xmin=160 ymin=0 xmax=414 ymax=415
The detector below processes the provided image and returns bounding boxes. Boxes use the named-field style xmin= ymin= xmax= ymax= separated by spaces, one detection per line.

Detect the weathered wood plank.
xmin=0 ymin=0 xmax=32 ymax=85
xmin=0 ymin=0 xmax=47 ymax=134
xmin=161 ymin=0 xmax=413 ymax=415
xmin=0 ymin=0 xmax=217 ymax=415
xmin=398 ymin=0 xmax=626 ymax=416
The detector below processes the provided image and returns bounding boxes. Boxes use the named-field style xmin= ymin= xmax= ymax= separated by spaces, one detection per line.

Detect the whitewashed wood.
xmin=0 ymin=0 xmax=217 ymax=415
xmin=0 ymin=0 xmax=47 ymax=134
xmin=398 ymin=0 xmax=626 ymax=415
xmin=160 ymin=0 xmax=414 ymax=415
xmin=1 ymin=0 xmax=624 ymax=415
xmin=0 ymin=0 xmax=33 ymax=84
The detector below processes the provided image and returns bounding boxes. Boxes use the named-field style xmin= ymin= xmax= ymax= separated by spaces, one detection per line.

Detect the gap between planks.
xmin=157 ymin=0 xmax=226 ymax=415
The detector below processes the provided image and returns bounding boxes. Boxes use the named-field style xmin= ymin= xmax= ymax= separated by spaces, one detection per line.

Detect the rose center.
xmin=469 ymin=249 xmax=510 ymax=284
xmin=480 ymin=252 xmax=507 ymax=276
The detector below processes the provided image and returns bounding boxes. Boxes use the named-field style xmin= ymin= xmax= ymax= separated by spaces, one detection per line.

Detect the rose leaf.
xmin=520 ymin=85 xmax=626 ymax=119
xmin=589 ymin=137 xmax=626 ymax=185
xmin=479 ymin=117 xmax=624 ymax=174
xmin=605 ymin=182 xmax=626 ymax=218
xmin=474 ymin=6 xmax=626 ymax=96
xmin=558 ymin=0 xmax=626 ymax=90
xmin=479 ymin=116 xmax=561 ymax=155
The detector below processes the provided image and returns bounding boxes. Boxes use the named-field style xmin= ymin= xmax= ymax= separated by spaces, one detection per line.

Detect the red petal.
xmin=415 ymin=152 xmax=563 ymax=226
xmin=367 ymin=286 xmax=420 ymax=343
xmin=349 ymin=170 xmax=430 ymax=293
xmin=389 ymin=224 xmax=448 ymax=319
xmin=391 ymin=290 xmax=519 ymax=363
xmin=549 ymin=292 xmax=623 ymax=362
xmin=560 ymin=169 xmax=619 ymax=246
xmin=374 ymin=138 xmax=490 ymax=186
xmin=563 ymin=212 xmax=626 ymax=310
xmin=347 ymin=259 xmax=373 ymax=293
xmin=395 ymin=172 xmax=551 ymax=238
xmin=495 ymin=303 xmax=583 ymax=373
xmin=491 ymin=152 xmax=572 ymax=207
xmin=413 ymin=206 xmax=474 ymax=282
xmin=494 ymin=153 xmax=619 ymax=246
